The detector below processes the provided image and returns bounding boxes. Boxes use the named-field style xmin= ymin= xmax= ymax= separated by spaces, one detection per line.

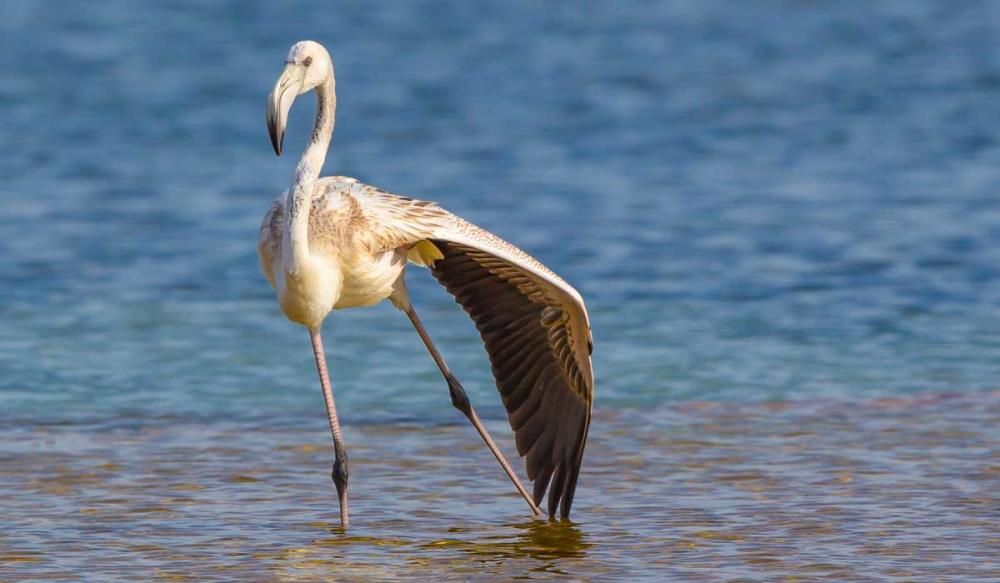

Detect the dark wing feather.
xmin=430 ymin=239 xmax=592 ymax=519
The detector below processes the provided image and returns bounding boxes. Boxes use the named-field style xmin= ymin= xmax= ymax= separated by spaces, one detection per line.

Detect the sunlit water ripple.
xmin=2 ymin=393 xmax=997 ymax=580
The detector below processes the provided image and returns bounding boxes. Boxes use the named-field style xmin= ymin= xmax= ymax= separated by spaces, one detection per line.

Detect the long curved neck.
xmin=285 ymin=71 xmax=336 ymax=271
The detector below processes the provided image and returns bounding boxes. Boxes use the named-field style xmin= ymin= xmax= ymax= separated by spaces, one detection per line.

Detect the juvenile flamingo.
xmin=258 ymin=41 xmax=594 ymax=527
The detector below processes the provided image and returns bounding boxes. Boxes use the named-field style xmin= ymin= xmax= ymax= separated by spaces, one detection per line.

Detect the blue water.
xmin=2 ymin=1 xmax=999 ymax=580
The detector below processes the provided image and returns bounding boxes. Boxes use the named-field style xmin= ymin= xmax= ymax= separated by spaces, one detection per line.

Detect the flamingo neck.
xmin=285 ymin=72 xmax=336 ymax=272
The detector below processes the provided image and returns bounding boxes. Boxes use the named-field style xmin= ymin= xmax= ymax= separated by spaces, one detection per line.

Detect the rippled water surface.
xmin=2 ymin=0 xmax=1000 ymax=580
xmin=3 ymin=394 xmax=998 ymax=580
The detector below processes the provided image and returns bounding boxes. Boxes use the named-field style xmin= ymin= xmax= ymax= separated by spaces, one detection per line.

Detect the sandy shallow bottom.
xmin=1 ymin=391 xmax=997 ymax=581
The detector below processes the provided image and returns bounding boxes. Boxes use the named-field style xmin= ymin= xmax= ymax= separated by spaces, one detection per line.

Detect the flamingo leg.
xmin=403 ymin=305 xmax=543 ymax=516
xmin=309 ymin=329 xmax=349 ymax=528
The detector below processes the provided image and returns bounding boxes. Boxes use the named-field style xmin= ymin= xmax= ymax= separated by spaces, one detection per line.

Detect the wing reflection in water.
xmin=272 ymin=519 xmax=591 ymax=578
xmin=502 ymin=519 xmax=590 ymax=561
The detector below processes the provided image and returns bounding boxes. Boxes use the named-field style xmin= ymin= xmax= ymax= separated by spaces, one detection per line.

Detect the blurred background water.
xmin=1 ymin=0 xmax=998 ymax=580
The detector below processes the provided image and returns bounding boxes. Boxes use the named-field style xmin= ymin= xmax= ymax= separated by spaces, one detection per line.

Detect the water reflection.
xmin=275 ymin=518 xmax=591 ymax=578
xmin=505 ymin=519 xmax=589 ymax=561
xmin=449 ymin=518 xmax=590 ymax=564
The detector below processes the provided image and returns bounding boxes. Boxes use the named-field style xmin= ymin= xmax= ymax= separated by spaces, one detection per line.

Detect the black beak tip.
xmin=268 ymin=125 xmax=284 ymax=156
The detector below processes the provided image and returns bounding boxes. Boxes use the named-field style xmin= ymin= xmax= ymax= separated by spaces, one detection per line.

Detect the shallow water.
xmin=2 ymin=0 xmax=1000 ymax=580
xmin=2 ymin=393 xmax=997 ymax=580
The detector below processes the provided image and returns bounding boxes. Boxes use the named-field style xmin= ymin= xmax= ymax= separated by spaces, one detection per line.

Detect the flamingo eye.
xmin=303 ymin=56 xmax=313 ymax=67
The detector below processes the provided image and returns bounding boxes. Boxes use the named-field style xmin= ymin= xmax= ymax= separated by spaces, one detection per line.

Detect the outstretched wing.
xmin=356 ymin=182 xmax=594 ymax=518
xmin=428 ymin=234 xmax=593 ymax=519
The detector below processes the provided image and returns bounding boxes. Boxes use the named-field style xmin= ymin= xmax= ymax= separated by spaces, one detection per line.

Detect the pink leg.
xmin=310 ymin=329 xmax=349 ymax=528
xmin=403 ymin=305 xmax=542 ymax=516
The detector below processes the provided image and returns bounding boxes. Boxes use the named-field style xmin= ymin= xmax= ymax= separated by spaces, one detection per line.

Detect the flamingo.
xmin=258 ymin=40 xmax=593 ymax=527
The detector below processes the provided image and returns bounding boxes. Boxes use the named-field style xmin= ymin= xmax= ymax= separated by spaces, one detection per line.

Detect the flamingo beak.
xmin=266 ymin=64 xmax=304 ymax=156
